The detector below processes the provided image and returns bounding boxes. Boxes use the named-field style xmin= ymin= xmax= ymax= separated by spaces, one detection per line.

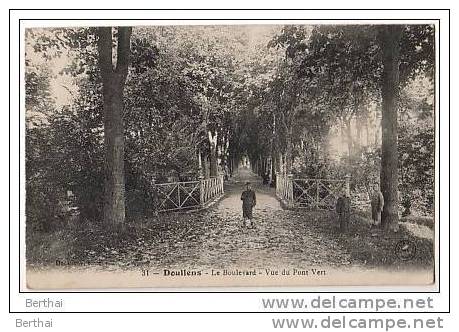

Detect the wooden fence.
xmin=276 ymin=174 xmax=350 ymax=210
xmin=153 ymin=175 xmax=224 ymax=212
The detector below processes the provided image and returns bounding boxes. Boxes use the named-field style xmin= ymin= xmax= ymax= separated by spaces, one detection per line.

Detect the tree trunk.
xmin=378 ymin=25 xmax=403 ymax=231
xmin=197 ymin=151 xmax=203 ymax=178
xmin=270 ymin=139 xmax=276 ymax=182
xmin=365 ymin=116 xmax=370 ymax=146
xmin=208 ymin=130 xmax=218 ymax=177
xmin=221 ymin=132 xmax=228 ymax=173
xmin=285 ymin=126 xmax=293 ymax=174
xmin=98 ymin=27 xmax=131 ymax=225
xmin=259 ymin=155 xmax=263 ymax=176
xmin=345 ymin=117 xmax=353 ymax=158
xmin=203 ymin=157 xmax=209 ymax=178
xmin=278 ymin=152 xmax=284 ymax=175
xmin=374 ymin=112 xmax=382 ymax=147
xmin=355 ymin=115 xmax=362 ymax=153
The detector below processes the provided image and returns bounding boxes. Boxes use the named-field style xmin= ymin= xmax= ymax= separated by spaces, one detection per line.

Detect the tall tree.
xmin=97 ymin=27 xmax=132 ymax=225
xmin=377 ymin=25 xmax=403 ymax=231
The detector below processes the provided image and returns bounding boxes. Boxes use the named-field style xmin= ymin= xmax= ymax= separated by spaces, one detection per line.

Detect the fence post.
xmin=152 ymin=177 xmax=158 ymax=213
xmin=177 ymin=183 xmax=181 ymax=208
xmin=275 ymin=172 xmax=279 ymax=197
xmin=287 ymin=173 xmax=294 ymax=207
xmin=199 ymin=175 xmax=205 ymax=207
xmin=198 ymin=151 xmax=203 ymax=178
xmin=316 ymin=179 xmax=319 ymax=209
xmin=220 ymin=175 xmax=224 ymax=195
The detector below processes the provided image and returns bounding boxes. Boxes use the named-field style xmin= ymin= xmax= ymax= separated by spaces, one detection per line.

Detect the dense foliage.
xmin=253 ymin=25 xmax=435 ymax=216
xmin=25 ymin=24 xmax=435 ymax=231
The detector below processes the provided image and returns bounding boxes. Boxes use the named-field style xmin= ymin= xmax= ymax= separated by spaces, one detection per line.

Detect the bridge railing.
xmin=200 ymin=175 xmax=225 ymax=206
xmin=276 ymin=173 xmax=350 ymax=210
xmin=153 ymin=175 xmax=224 ymax=212
xmin=276 ymin=173 xmax=293 ymax=203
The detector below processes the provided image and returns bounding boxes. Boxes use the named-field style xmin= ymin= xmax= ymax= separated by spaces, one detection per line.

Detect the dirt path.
xmin=215 ymin=167 xmax=282 ymax=220
xmin=28 ymin=168 xmax=433 ymax=274
xmin=161 ymin=167 xmax=354 ymax=270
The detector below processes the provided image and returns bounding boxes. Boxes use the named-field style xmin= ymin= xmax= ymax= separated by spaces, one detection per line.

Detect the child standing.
xmin=241 ymin=182 xmax=256 ymax=228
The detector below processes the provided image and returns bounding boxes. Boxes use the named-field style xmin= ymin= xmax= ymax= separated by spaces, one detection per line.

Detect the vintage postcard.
xmin=24 ymin=22 xmax=436 ymax=289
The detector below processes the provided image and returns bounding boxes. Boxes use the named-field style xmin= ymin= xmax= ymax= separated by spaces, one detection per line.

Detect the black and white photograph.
xmin=24 ymin=22 xmax=436 ymax=288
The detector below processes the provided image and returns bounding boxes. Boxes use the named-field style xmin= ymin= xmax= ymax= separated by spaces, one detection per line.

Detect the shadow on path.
xmin=217 ymin=167 xmax=281 ymax=218
xmin=27 ymin=168 xmax=433 ymax=275
xmin=183 ymin=167 xmax=353 ymax=270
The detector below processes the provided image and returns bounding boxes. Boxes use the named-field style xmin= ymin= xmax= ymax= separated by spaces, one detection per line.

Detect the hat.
xmin=245 ymin=181 xmax=251 ymax=185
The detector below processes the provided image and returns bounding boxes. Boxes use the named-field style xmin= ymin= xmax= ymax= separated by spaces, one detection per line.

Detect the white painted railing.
xmin=276 ymin=173 xmax=293 ymax=203
xmin=200 ymin=175 xmax=224 ymax=206
xmin=276 ymin=173 xmax=350 ymax=210
xmin=153 ymin=175 xmax=224 ymax=212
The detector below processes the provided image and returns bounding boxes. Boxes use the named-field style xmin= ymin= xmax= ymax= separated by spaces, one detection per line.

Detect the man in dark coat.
xmin=370 ymin=183 xmax=384 ymax=226
xmin=336 ymin=194 xmax=351 ymax=232
xmin=262 ymin=172 xmax=269 ymax=185
xmin=241 ymin=182 xmax=256 ymax=227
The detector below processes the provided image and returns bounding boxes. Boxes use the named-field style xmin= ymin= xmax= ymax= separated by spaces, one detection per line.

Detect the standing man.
xmin=241 ymin=182 xmax=256 ymax=228
xmin=336 ymin=194 xmax=351 ymax=232
xmin=370 ymin=183 xmax=384 ymax=226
